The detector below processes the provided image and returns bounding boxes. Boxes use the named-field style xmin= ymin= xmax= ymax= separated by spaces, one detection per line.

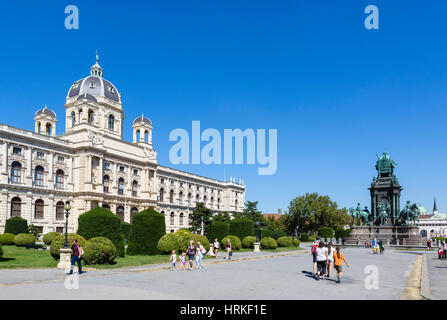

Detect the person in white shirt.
xmin=213 ymin=238 xmax=220 ymax=259
xmin=315 ymin=241 xmax=328 ymax=280
xmin=196 ymin=242 xmax=205 ymax=269
xmin=326 ymin=241 xmax=334 ymax=278
xmin=169 ymin=250 xmax=177 ymax=271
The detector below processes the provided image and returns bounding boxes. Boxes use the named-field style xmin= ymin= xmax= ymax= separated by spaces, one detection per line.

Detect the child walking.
xmin=180 ymin=252 xmax=187 ymax=271
xmin=333 ymin=246 xmax=350 ymax=284
xmin=169 ymin=250 xmax=177 ymax=271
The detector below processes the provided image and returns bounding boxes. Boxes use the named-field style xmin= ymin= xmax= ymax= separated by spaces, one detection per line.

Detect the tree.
xmin=212 ymin=211 xmax=231 ymax=224
xmin=189 ymin=203 xmax=213 ymax=235
xmin=287 ymin=193 xmax=351 ymax=234
xmin=233 ymin=201 xmax=267 ymax=226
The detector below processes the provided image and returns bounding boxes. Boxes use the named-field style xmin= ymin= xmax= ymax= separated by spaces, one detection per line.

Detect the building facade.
xmin=0 ymin=56 xmax=245 ymax=234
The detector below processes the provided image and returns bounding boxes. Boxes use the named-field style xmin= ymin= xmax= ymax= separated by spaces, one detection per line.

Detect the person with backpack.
xmin=311 ymin=236 xmax=320 ymax=276
xmin=187 ymin=240 xmax=197 ymax=270
xmin=315 ymin=241 xmax=328 ymax=280
xmin=67 ymin=239 xmax=83 ymax=275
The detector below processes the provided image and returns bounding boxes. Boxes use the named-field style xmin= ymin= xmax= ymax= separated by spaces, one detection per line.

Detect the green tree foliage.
xmin=157 ymin=233 xmax=183 ymax=254
xmin=271 ymin=230 xmax=288 ymax=240
xmin=318 ymin=227 xmax=334 ymax=242
xmin=212 ymin=211 xmax=231 ymax=224
xmin=43 ymin=232 xmax=60 ymax=246
xmin=229 ymin=218 xmax=254 ymax=240
xmin=277 ymin=236 xmax=294 ymax=247
xmin=120 ymin=222 xmax=131 ymax=242
xmin=287 ymin=193 xmax=351 ymax=234
xmin=5 ymin=217 xmax=28 ymax=235
xmin=50 ymin=234 xmax=86 ymax=260
xmin=0 ymin=233 xmax=16 ymax=245
xmin=242 ymin=236 xmax=256 ymax=248
xmin=127 ymin=208 xmax=166 ymax=255
xmin=77 ymin=207 xmax=125 ymax=257
xmin=221 ymin=235 xmax=242 ymax=250
xmin=83 ymin=237 xmax=117 ymax=265
xmin=233 ymin=201 xmax=267 ymax=225
xmin=208 ymin=221 xmax=230 ymax=242
xmin=189 ymin=203 xmax=213 ymax=235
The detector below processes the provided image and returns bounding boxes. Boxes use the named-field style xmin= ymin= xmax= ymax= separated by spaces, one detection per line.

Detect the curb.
xmin=420 ymin=254 xmax=439 ymax=300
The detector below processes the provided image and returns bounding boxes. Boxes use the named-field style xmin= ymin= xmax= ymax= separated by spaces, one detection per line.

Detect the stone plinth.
xmin=57 ymin=248 xmax=72 ymax=270
xmin=346 ymin=225 xmax=421 ymax=246
xmin=254 ymin=242 xmax=260 ymax=252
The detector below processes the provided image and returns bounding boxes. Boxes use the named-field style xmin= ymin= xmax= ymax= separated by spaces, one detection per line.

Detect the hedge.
xmin=261 ymin=228 xmax=272 ymax=239
xmin=14 ymin=233 xmax=36 ymax=247
xmin=0 ymin=245 xmax=3 ymax=260
xmin=208 ymin=221 xmax=229 ymax=242
xmin=277 ymin=236 xmax=293 ymax=247
xmin=271 ymin=230 xmax=288 ymax=240
xmin=293 ymin=239 xmax=301 ymax=247
xmin=221 ymin=235 xmax=242 ymax=250
xmin=242 ymin=236 xmax=256 ymax=249
xmin=120 ymin=222 xmax=131 ymax=242
xmin=127 ymin=208 xmax=166 ymax=255
xmin=229 ymin=218 xmax=254 ymax=241
xmin=157 ymin=233 xmax=183 ymax=254
xmin=50 ymin=234 xmax=86 ymax=260
xmin=0 ymin=233 xmax=16 ymax=245
xmin=83 ymin=237 xmax=117 ymax=265
xmin=4 ymin=217 xmax=28 ymax=235
xmin=300 ymin=234 xmax=310 ymax=242
xmin=318 ymin=227 xmax=334 ymax=241
xmin=261 ymin=237 xmax=278 ymax=249
xmin=43 ymin=232 xmax=60 ymax=246
xmin=77 ymin=207 xmax=125 ymax=257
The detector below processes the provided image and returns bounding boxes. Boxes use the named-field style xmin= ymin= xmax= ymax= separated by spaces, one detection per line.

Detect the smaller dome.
xmin=76 ymin=93 xmax=97 ymax=103
xmin=35 ymin=106 xmax=56 ymax=118
xmin=133 ymin=114 xmax=152 ymax=125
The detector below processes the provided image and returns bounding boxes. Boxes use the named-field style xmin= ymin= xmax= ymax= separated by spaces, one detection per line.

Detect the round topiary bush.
xmin=261 ymin=237 xmax=278 ymax=249
xmin=14 ymin=233 xmax=36 ymax=247
xmin=50 ymin=234 xmax=86 ymax=260
xmin=229 ymin=218 xmax=254 ymax=241
xmin=221 ymin=235 xmax=242 ymax=250
xmin=82 ymin=237 xmax=117 ymax=265
xmin=318 ymin=227 xmax=334 ymax=241
xmin=277 ymin=236 xmax=293 ymax=247
xmin=242 ymin=236 xmax=257 ymax=249
xmin=180 ymin=234 xmax=211 ymax=253
xmin=77 ymin=207 xmax=125 ymax=257
xmin=157 ymin=233 xmax=183 ymax=254
xmin=127 ymin=208 xmax=166 ymax=255
xmin=208 ymin=221 xmax=229 ymax=242
xmin=120 ymin=222 xmax=131 ymax=242
xmin=4 ymin=217 xmax=28 ymax=235
xmin=176 ymin=229 xmax=191 ymax=236
xmin=271 ymin=230 xmax=288 ymax=240
xmin=0 ymin=233 xmax=16 ymax=245
xmin=293 ymin=239 xmax=300 ymax=247
xmin=299 ymin=233 xmax=310 ymax=242
xmin=43 ymin=232 xmax=60 ymax=246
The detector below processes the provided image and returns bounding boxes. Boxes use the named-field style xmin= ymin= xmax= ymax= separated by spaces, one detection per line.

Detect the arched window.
xmin=136 ymin=130 xmax=140 ymax=142
xmin=56 ymin=201 xmax=64 ymax=220
xmin=195 ymin=194 xmax=200 ymax=204
xmin=210 ymin=197 xmax=214 ymax=208
xmin=71 ymin=111 xmax=76 ymax=128
xmin=170 ymin=190 xmax=174 ymax=203
xmin=203 ymin=196 xmax=207 ymax=205
xmin=10 ymin=162 xmax=22 ymax=184
xmin=180 ymin=213 xmax=184 ymax=226
xmin=102 ymin=204 xmax=111 ymax=210
xmin=55 ymin=169 xmax=64 ymax=189
xmin=11 ymin=197 xmax=21 ymax=217
xmin=46 ymin=123 xmax=52 ymax=136
xmin=88 ymin=110 xmax=94 ymax=124
xmin=179 ymin=191 xmax=183 ymax=204
xmin=103 ymin=175 xmax=110 ymax=193
xmin=34 ymin=166 xmax=44 ymax=186
xmin=38 ymin=122 xmax=41 ymax=134
xmin=132 ymin=181 xmax=138 ymax=197
xmin=217 ymin=198 xmax=221 ymax=210
xmin=170 ymin=212 xmax=175 ymax=225
xmin=188 ymin=193 xmax=192 ymax=205
xmin=116 ymin=206 xmax=124 ymax=222
xmin=34 ymin=199 xmax=44 ymax=219
xmin=145 ymin=131 xmax=149 ymax=143
xmin=131 ymin=207 xmax=138 ymax=222
xmin=159 ymin=188 xmax=164 ymax=202
xmin=108 ymin=114 xmax=115 ymax=131
xmin=118 ymin=178 xmax=125 ymax=195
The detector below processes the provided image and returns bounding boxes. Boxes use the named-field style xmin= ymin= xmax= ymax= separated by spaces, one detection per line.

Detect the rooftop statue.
xmin=375 ymin=152 xmax=398 ymax=178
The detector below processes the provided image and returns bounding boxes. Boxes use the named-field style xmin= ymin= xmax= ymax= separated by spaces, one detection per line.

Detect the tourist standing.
xmin=326 ymin=241 xmax=334 ymax=278
xmin=169 ymin=250 xmax=177 ymax=271
xmin=315 ymin=241 xmax=328 ymax=280
xmin=187 ymin=240 xmax=197 ymax=270
xmin=214 ymin=238 xmax=220 ymax=259
xmin=196 ymin=242 xmax=205 ymax=269
xmin=427 ymin=239 xmax=432 ymax=251
xmin=378 ymin=240 xmax=384 ymax=255
xmin=333 ymin=246 xmax=350 ymax=283
xmin=67 ymin=239 xmax=83 ymax=275
xmin=225 ymin=239 xmax=232 ymax=260
xmin=443 ymin=240 xmax=447 ymax=259
xmin=311 ymin=236 xmax=321 ymax=276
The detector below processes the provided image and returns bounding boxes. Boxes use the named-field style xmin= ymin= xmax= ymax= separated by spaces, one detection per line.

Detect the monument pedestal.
xmin=57 ymin=248 xmax=72 ymax=270
xmin=346 ymin=225 xmax=421 ymax=246
xmin=253 ymin=242 xmax=260 ymax=252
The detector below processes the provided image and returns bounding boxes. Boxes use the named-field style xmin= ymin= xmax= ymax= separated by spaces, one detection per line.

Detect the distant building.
xmin=416 ymin=199 xmax=447 ymax=239
xmin=263 ymin=209 xmax=282 ymax=220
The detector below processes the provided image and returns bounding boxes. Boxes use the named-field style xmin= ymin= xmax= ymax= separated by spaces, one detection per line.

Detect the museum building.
xmin=0 ymin=56 xmax=245 ymax=234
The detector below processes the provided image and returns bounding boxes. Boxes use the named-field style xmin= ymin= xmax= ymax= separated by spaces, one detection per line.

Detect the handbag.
xmin=229 ymin=251 xmax=233 ymax=257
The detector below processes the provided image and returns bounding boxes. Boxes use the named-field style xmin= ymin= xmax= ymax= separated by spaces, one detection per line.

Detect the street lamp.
xmin=200 ymin=216 xmax=204 ymax=235
xmin=254 ymin=221 xmax=260 ymax=252
xmin=255 ymin=221 xmax=260 ymax=242
xmin=63 ymin=201 xmax=72 ymax=249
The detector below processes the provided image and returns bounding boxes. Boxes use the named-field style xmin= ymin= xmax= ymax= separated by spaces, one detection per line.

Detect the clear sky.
xmin=0 ymin=0 xmax=445 ymax=213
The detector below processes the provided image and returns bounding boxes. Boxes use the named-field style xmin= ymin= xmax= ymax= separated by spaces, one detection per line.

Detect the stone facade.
xmin=0 ymin=57 xmax=245 ymax=234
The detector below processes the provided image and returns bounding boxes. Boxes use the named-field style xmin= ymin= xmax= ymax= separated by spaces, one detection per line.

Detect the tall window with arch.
xmin=170 ymin=212 xmax=175 ymax=226
xmin=56 ymin=201 xmax=64 ymax=220
xmin=71 ymin=111 xmax=76 ymax=128
xmin=170 ymin=190 xmax=174 ymax=203
xmin=179 ymin=191 xmax=183 ymax=205
xmin=38 ymin=122 xmax=41 ymax=134
xmin=118 ymin=178 xmax=125 ymax=195
xmin=10 ymin=162 xmax=22 ymax=184
xmin=130 ymin=207 xmax=138 ymax=222
xmin=34 ymin=199 xmax=44 ymax=219
xmin=136 ymin=130 xmax=140 ymax=142
xmin=88 ymin=109 xmax=94 ymax=124
xmin=45 ymin=123 xmax=52 ymax=136
xmin=11 ymin=197 xmax=21 ymax=217
xmin=34 ymin=166 xmax=44 ymax=186
xmin=159 ymin=188 xmax=164 ymax=202
xmin=116 ymin=206 xmax=124 ymax=222
xmin=103 ymin=175 xmax=110 ymax=193
xmin=55 ymin=170 xmax=64 ymax=189
xmin=180 ymin=213 xmax=184 ymax=226
xmin=145 ymin=131 xmax=149 ymax=143
xmin=132 ymin=180 xmax=138 ymax=197
xmin=108 ymin=114 xmax=115 ymax=131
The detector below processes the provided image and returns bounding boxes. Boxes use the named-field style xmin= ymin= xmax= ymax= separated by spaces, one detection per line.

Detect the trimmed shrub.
xmin=157 ymin=233 xmax=183 ymax=254
xmin=208 ymin=221 xmax=229 ymax=242
xmin=261 ymin=237 xmax=278 ymax=249
xmin=0 ymin=233 xmax=16 ymax=245
xmin=229 ymin=218 xmax=254 ymax=241
xmin=261 ymin=228 xmax=272 ymax=239
xmin=14 ymin=233 xmax=36 ymax=247
xmin=83 ymin=237 xmax=117 ymax=265
xmin=300 ymin=233 xmax=310 ymax=242
xmin=181 ymin=234 xmax=211 ymax=252
xmin=0 ymin=245 xmax=3 ymax=260
xmin=271 ymin=230 xmax=288 ymax=240
xmin=242 ymin=236 xmax=256 ymax=249
xmin=318 ymin=227 xmax=334 ymax=241
xmin=77 ymin=207 xmax=125 ymax=257
xmin=127 ymin=208 xmax=166 ymax=255
xmin=50 ymin=234 xmax=86 ymax=260
xmin=277 ymin=236 xmax=293 ymax=247
xmin=4 ymin=217 xmax=28 ymax=235
xmin=121 ymin=222 xmax=131 ymax=242
xmin=308 ymin=234 xmax=316 ymax=242
xmin=293 ymin=239 xmax=300 ymax=247
xmin=221 ymin=235 xmax=242 ymax=251
xmin=43 ymin=232 xmax=60 ymax=246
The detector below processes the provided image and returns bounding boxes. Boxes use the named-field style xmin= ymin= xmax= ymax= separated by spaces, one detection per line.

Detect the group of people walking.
xmin=169 ymin=238 xmax=233 ymax=271
xmin=438 ymin=240 xmax=447 ymax=260
xmin=311 ymin=237 xmax=349 ymax=283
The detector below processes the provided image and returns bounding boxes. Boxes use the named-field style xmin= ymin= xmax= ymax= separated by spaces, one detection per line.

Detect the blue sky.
xmin=0 ymin=0 xmax=445 ymax=213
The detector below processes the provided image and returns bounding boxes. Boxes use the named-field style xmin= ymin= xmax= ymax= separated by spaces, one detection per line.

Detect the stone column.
xmin=48 ymin=152 xmax=54 ymax=186
xmin=2 ymin=142 xmax=7 ymax=174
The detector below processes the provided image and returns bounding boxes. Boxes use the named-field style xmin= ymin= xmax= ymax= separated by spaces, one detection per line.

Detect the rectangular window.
xmin=36 ymin=151 xmax=45 ymax=159
xmin=119 ymin=166 xmax=125 ymax=173
xmin=56 ymin=227 xmax=64 ymax=234
xmin=57 ymin=156 xmax=65 ymax=163
xmin=133 ymin=169 xmax=139 ymax=175
xmin=103 ymin=162 xmax=110 ymax=170
xmin=13 ymin=147 xmax=22 ymax=155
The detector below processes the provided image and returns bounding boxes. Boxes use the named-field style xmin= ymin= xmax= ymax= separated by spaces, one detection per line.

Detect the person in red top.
xmin=311 ymin=236 xmax=320 ymax=276
xmin=67 ymin=239 xmax=83 ymax=275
